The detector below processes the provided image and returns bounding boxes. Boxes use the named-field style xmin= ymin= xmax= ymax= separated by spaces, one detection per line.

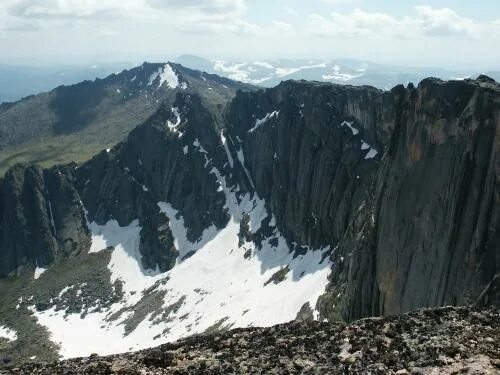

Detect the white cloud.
xmin=0 ymin=17 xmax=39 ymax=31
xmin=320 ymin=0 xmax=355 ymax=4
xmin=0 ymin=2 xmax=498 ymax=69
xmin=413 ymin=5 xmax=479 ymax=37
xmin=5 ymin=0 xmax=132 ymax=19
xmin=285 ymin=7 xmax=298 ymax=17
xmin=0 ymin=0 xmax=261 ymax=36
xmin=307 ymin=6 xmax=483 ymax=39
xmin=176 ymin=15 xmax=261 ymax=35
xmin=147 ymin=0 xmax=246 ymax=16
xmin=271 ymin=20 xmax=295 ymax=36
xmin=308 ymin=9 xmax=397 ymax=38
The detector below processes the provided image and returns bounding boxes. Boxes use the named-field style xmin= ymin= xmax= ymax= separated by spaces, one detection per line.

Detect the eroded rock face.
xmin=75 ymin=93 xmax=230 ymax=272
xmin=373 ymin=78 xmax=500 ymax=315
xmin=225 ymin=80 xmax=383 ymax=250
xmin=322 ymin=77 xmax=500 ymax=321
xmin=0 ymin=76 xmax=498 ymax=321
xmin=7 ymin=307 xmax=500 ymax=374
xmin=222 ymin=77 xmax=500 ymax=321
xmin=0 ymin=164 xmax=89 ymax=277
xmin=0 ymin=91 xmax=231 ymax=275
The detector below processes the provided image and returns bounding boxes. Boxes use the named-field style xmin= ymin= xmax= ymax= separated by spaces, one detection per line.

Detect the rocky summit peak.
xmin=476 ymin=74 xmax=497 ymax=84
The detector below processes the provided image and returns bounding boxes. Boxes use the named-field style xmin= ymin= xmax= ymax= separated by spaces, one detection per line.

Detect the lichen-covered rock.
xmin=6 ymin=307 xmax=499 ymax=374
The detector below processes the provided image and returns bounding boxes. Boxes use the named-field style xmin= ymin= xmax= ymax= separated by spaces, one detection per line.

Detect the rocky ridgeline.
xmin=4 ymin=306 xmax=499 ymax=374
xmin=0 ymin=74 xmax=499 ymax=324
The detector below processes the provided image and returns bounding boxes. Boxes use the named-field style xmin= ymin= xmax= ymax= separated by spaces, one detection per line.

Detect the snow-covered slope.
xmin=30 ymin=149 xmax=331 ymax=359
xmin=4 ymin=75 xmax=496 ymax=368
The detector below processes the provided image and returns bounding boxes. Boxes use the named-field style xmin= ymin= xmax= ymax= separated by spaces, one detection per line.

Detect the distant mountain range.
xmin=1 ymin=56 xmax=499 ymax=103
xmin=176 ymin=55 xmax=500 ymax=91
xmin=0 ymin=63 xmax=134 ymax=103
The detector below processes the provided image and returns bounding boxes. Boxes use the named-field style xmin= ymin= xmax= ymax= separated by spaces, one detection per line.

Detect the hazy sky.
xmin=1 ymin=0 xmax=499 ymax=69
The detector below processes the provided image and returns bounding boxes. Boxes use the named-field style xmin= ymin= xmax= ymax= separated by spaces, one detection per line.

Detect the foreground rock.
xmin=5 ymin=306 xmax=499 ymax=374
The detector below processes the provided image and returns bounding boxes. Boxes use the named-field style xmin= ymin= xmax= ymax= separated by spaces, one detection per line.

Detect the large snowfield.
xmin=30 ymin=148 xmax=333 ymax=359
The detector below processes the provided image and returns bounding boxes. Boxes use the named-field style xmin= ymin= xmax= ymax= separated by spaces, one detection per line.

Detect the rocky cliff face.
xmin=0 ymin=75 xmax=498 ymax=330
xmin=225 ymin=80 xmax=384 ymax=250
xmin=319 ymin=76 xmax=500 ymax=321
xmin=0 ymin=91 xmax=235 ymax=276
xmin=0 ymin=164 xmax=89 ymax=277
xmin=76 ymin=92 xmax=230 ymax=272
xmin=226 ymin=76 xmax=499 ymax=321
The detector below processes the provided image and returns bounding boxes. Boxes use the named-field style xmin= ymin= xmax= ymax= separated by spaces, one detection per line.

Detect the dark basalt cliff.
xmin=0 ymin=76 xmax=498 ymax=321
xmin=0 ymin=164 xmax=90 ymax=276
xmin=322 ymin=77 xmax=500 ymax=321
xmin=0 ymin=92 xmax=230 ymax=276
xmin=76 ymin=93 xmax=229 ymax=271
xmin=225 ymin=80 xmax=384 ymax=249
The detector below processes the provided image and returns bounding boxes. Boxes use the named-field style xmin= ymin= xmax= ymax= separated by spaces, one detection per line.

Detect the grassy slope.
xmin=0 ymin=63 xmax=253 ymax=176
xmin=0 ymin=93 xmax=160 ymax=175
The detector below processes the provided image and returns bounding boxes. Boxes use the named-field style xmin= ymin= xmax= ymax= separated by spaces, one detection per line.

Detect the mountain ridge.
xmin=0 ymin=73 xmax=498 ymax=365
xmin=0 ymin=62 xmax=254 ymax=176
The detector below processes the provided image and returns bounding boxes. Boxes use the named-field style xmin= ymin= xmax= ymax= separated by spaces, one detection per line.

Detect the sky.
xmin=0 ymin=0 xmax=499 ymax=70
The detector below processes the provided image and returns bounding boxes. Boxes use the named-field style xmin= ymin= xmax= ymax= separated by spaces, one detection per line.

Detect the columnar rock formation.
xmin=0 ymin=74 xmax=498 ymax=323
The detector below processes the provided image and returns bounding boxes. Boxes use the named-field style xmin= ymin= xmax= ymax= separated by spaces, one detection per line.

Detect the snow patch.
xmin=192 ymin=138 xmax=212 ymax=169
xmin=341 ymin=121 xmax=359 ymax=135
xmin=248 ymin=111 xmax=279 ymax=133
xmin=213 ymin=60 xmax=273 ymax=85
xmin=360 ymin=139 xmax=378 ymax=159
xmin=158 ymin=202 xmax=218 ymax=262
xmin=275 ymin=63 xmax=326 ymax=78
xmin=159 ymin=64 xmax=179 ymax=89
xmin=166 ymin=107 xmax=183 ymax=137
xmin=253 ymin=61 xmax=274 ymax=69
xmin=365 ymin=148 xmax=378 ymax=159
xmin=147 ymin=64 xmax=181 ymax=89
xmin=323 ymin=65 xmax=363 ymax=82
xmin=236 ymin=148 xmax=255 ymax=190
xmin=34 ymin=266 xmax=47 ymax=280
xmin=220 ymin=131 xmax=234 ymax=168
xmin=31 ymin=153 xmax=332 ymax=360
xmin=147 ymin=70 xmax=160 ymax=86
xmin=87 ymin=218 xmax=161 ymax=298
xmin=0 ymin=325 xmax=17 ymax=342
